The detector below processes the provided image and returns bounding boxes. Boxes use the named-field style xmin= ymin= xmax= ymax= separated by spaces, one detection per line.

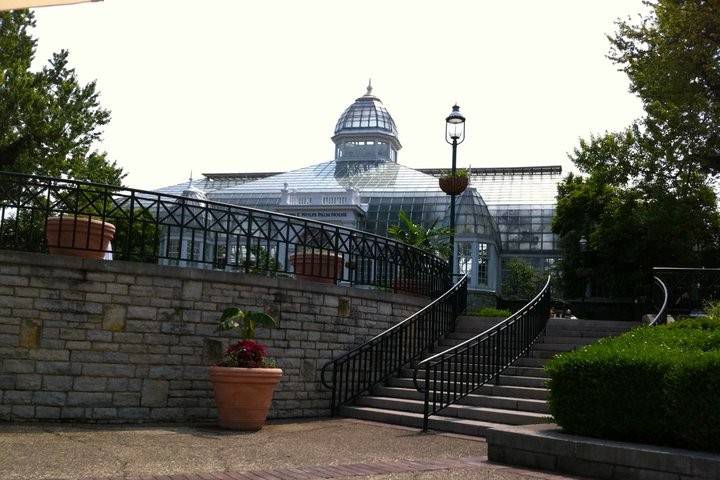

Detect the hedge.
xmin=466 ymin=307 xmax=511 ymax=318
xmin=545 ymin=317 xmax=720 ymax=452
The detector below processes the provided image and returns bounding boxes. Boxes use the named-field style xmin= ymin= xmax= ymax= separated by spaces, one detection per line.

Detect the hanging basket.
xmin=439 ymin=176 xmax=469 ymax=196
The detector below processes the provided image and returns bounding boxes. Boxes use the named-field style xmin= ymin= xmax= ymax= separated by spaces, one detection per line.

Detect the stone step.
xmin=339 ymin=405 xmax=499 ymax=436
xmin=474 ymin=383 xmax=549 ymax=400
xmin=504 ymin=366 xmax=548 ymax=378
xmin=372 ymin=386 xmax=549 ymax=413
xmin=529 ymin=350 xmax=564 ymax=359
xmin=514 ymin=357 xmax=549 ymax=368
xmin=388 ymin=377 xmax=549 ymax=400
xmin=355 ymin=396 xmax=551 ymax=425
xmin=543 ymin=329 xmax=629 ymax=338
xmin=402 ymin=367 xmax=548 ymax=382
xmin=535 ymin=336 xmax=602 ymax=345
xmin=439 ymin=337 xmax=469 ymax=347
xmin=446 ymin=331 xmax=490 ymax=340
xmin=497 ymin=375 xmax=548 ymax=389
xmin=545 ymin=318 xmax=638 ymax=330
xmin=531 ymin=342 xmax=585 ymax=352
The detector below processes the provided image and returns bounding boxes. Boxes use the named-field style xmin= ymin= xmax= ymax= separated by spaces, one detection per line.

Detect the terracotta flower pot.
xmin=45 ymin=215 xmax=116 ymax=260
xmin=392 ymin=278 xmax=431 ymax=296
xmin=209 ymin=366 xmax=283 ymax=431
xmin=439 ymin=176 xmax=469 ymax=195
xmin=289 ymin=251 xmax=343 ymax=284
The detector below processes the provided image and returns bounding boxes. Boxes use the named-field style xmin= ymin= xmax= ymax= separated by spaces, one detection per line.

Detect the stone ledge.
xmin=0 ymin=250 xmax=427 ymax=307
xmin=486 ymin=423 xmax=720 ymax=480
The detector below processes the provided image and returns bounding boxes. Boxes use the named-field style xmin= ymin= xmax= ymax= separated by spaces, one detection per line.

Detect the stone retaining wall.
xmin=0 ymin=251 xmax=426 ymax=423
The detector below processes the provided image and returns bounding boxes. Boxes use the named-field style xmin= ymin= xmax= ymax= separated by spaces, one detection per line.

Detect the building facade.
xmin=156 ymin=85 xmax=563 ymax=296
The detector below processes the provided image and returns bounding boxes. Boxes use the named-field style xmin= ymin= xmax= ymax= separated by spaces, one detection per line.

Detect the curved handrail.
xmin=650 ymin=275 xmax=668 ymax=326
xmin=320 ymin=274 xmax=468 ymax=414
xmin=0 ymin=170 xmax=447 ymax=295
xmin=412 ymin=275 xmax=551 ymax=430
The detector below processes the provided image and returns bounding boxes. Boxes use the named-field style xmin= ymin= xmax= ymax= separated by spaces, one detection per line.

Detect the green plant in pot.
xmin=208 ymin=307 xmax=281 ymax=431
xmin=438 ymin=168 xmax=469 ymax=196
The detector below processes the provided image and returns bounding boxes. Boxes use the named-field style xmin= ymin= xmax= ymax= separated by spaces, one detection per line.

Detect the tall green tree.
xmin=0 ymin=10 xmax=124 ymax=185
xmin=555 ymin=0 xmax=720 ymax=298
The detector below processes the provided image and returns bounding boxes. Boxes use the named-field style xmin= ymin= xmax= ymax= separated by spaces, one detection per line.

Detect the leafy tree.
xmin=387 ymin=210 xmax=453 ymax=258
xmin=501 ymin=258 xmax=544 ymax=300
xmin=555 ymin=0 xmax=720 ymax=298
xmin=573 ymin=0 xmax=720 ymax=195
xmin=0 ymin=10 xmax=124 ymax=185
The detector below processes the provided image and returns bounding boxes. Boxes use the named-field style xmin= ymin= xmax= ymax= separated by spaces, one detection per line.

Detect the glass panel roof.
xmin=213 ymin=160 xmax=440 ymax=196
xmin=470 ymin=171 xmax=562 ymax=206
xmin=334 ymin=95 xmax=398 ymax=137
xmin=153 ymin=164 xmax=562 ymax=255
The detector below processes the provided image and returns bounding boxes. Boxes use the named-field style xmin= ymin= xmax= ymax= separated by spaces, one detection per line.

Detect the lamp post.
xmin=445 ymin=104 xmax=466 ymax=278
xmin=579 ymin=235 xmax=590 ymax=298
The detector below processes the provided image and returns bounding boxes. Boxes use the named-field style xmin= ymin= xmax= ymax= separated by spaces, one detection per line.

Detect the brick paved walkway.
xmin=0 ymin=420 xmax=581 ymax=480
xmin=102 ymin=457 xmax=488 ymax=480
xmin=98 ymin=457 xmax=578 ymax=480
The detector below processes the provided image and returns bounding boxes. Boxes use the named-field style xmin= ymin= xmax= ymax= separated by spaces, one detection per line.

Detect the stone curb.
xmin=486 ymin=423 xmax=720 ymax=480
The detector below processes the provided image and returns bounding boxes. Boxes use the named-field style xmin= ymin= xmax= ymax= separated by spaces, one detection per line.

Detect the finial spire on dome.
xmin=188 ymin=171 xmax=193 ymax=187
xmin=365 ymin=78 xmax=372 ymax=96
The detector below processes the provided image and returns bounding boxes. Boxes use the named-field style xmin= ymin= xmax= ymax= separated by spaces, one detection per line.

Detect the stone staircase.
xmin=339 ymin=316 xmax=636 ymax=436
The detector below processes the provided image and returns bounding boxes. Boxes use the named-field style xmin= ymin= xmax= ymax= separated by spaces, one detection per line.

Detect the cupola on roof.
xmin=334 ymin=81 xmax=398 ymax=137
xmin=332 ymin=81 xmax=401 ymax=163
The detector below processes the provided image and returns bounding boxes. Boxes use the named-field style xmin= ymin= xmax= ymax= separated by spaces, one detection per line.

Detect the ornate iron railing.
xmin=651 ymin=267 xmax=720 ymax=324
xmin=413 ymin=275 xmax=551 ymax=431
xmin=321 ymin=274 xmax=468 ymax=415
xmin=650 ymin=275 xmax=669 ymax=326
xmin=0 ymin=171 xmax=448 ymax=295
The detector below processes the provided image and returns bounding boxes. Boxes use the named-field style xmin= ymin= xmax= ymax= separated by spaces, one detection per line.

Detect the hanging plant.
xmin=439 ymin=169 xmax=469 ymax=195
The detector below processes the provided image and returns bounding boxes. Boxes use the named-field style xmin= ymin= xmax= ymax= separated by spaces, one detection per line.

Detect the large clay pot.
xmin=439 ymin=176 xmax=469 ymax=195
xmin=289 ymin=251 xmax=343 ymax=284
xmin=209 ymin=366 xmax=282 ymax=430
xmin=45 ymin=215 xmax=116 ymax=260
xmin=392 ymin=278 xmax=431 ymax=296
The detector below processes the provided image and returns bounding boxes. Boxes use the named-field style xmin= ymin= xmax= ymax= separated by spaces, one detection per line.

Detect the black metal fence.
xmin=321 ymin=274 xmax=468 ymax=415
xmin=413 ymin=275 xmax=551 ymax=430
xmin=651 ymin=267 xmax=720 ymax=324
xmin=0 ymin=171 xmax=448 ymax=295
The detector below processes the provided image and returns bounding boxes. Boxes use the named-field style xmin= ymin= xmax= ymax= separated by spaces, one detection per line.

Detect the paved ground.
xmin=0 ymin=419 xmax=583 ymax=480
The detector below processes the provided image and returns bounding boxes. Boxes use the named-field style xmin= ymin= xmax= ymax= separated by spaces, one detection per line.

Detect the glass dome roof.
xmin=334 ymin=83 xmax=398 ymax=137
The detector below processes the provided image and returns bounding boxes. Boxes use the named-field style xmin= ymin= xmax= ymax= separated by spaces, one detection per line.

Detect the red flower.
xmin=223 ymin=339 xmax=268 ymax=368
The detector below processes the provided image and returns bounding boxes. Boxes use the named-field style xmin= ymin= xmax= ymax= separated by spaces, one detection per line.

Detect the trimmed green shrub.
xmin=545 ymin=317 xmax=720 ymax=452
xmin=467 ymin=307 xmax=511 ymax=318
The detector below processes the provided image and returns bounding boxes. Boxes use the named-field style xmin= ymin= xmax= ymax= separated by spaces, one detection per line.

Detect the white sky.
xmin=31 ymin=0 xmax=648 ymax=190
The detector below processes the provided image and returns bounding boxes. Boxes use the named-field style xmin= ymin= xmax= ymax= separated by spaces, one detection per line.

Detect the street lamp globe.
xmin=445 ymin=104 xmax=466 ymax=144
xmin=579 ymin=235 xmax=588 ymax=252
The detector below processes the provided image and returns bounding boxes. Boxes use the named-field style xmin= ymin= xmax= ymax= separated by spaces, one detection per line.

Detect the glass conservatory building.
xmin=156 ymin=85 xmax=563 ymax=295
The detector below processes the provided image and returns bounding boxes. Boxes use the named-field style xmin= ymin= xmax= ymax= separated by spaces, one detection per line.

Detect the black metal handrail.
xmin=0 ymin=171 xmax=447 ymax=296
xmin=651 ymin=267 xmax=720 ymax=323
xmin=650 ymin=275 xmax=669 ymax=326
xmin=320 ymin=274 xmax=468 ymax=415
xmin=413 ymin=275 xmax=551 ymax=431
